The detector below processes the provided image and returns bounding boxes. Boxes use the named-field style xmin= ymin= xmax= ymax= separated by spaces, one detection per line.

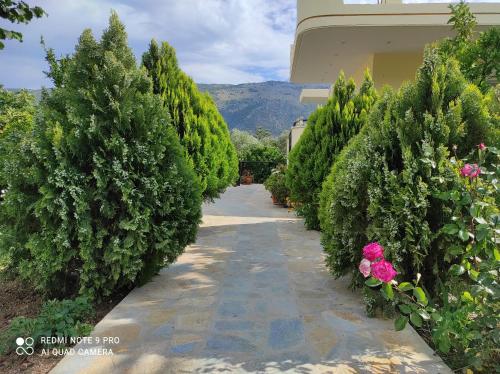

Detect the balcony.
xmin=290 ymin=0 xmax=500 ymax=87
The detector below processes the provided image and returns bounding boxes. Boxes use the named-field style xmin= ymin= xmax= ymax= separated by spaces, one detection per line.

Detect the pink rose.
xmin=362 ymin=242 xmax=384 ymax=261
xmin=460 ymin=164 xmax=472 ymax=177
xmin=460 ymin=163 xmax=480 ymax=179
xmin=371 ymin=259 xmax=397 ymax=283
xmin=469 ymin=165 xmax=481 ymax=178
xmin=359 ymin=259 xmax=371 ymax=278
xmin=478 ymin=143 xmax=486 ymax=151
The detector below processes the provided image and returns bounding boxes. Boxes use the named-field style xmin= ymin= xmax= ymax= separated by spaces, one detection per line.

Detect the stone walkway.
xmin=52 ymin=185 xmax=450 ymax=374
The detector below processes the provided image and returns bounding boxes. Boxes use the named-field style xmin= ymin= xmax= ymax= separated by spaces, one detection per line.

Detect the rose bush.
xmin=364 ymin=145 xmax=499 ymax=371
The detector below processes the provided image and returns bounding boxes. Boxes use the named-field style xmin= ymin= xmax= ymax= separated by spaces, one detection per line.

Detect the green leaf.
xmin=394 ymin=316 xmax=408 ymax=331
xmin=410 ymin=312 xmax=423 ymax=327
xmin=474 ymin=216 xmax=487 ymax=225
xmin=381 ymin=282 xmax=394 ymax=300
xmin=447 ymin=245 xmax=463 ymax=257
xmin=461 ymin=291 xmax=474 ymax=302
xmin=468 ymin=269 xmax=479 ymax=281
xmin=413 ymin=287 xmax=428 ymax=306
xmin=469 ymin=204 xmax=480 ymax=218
xmin=438 ymin=336 xmax=451 ymax=353
xmin=434 ymin=191 xmax=450 ymax=201
xmin=475 ymin=225 xmax=490 ymax=242
xmin=494 ymin=247 xmax=500 ymax=261
xmin=417 ymin=309 xmax=431 ymax=320
xmin=441 ymin=223 xmax=459 ymax=235
xmin=458 ymin=229 xmax=470 ymax=242
xmin=398 ymin=282 xmax=414 ymax=292
xmin=431 ymin=312 xmax=442 ymax=322
xmin=460 ymin=194 xmax=472 ymax=205
xmin=365 ymin=278 xmax=382 ymax=287
xmin=398 ymin=304 xmax=412 ymax=315
xmin=449 ymin=264 xmax=465 ymax=276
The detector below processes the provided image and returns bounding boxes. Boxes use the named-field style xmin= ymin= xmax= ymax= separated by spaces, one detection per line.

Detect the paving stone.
xmin=206 ymin=334 xmax=256 ymax=352
xmin=175 ymin=312 xmax=211 ymax=331
xmin=51 ymin=185 xmax=452 ymax=374
xmin=151 ymin=323 xmax=174 ymax=339
xmin=170 ymin=342 xmax=198 ymax=355
xmin=268 ymin=318 xmax=305 ymax=349
xmin=214 ymin=320 xmax=254 ymax=331
xmin=217 ymin=301 xmax=246 ymax=317
xmin=147 ymin=309 xmax=176 ymax=325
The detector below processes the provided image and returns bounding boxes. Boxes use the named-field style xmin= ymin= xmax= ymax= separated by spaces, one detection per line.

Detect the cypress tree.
xmin=1 ymin=13 xmax=202 ymax=299
xmin=319 ymin=48 xmax=495 ymax=289
xmin=286 ymin=71 xmax=377 ymax=230
xmin=142 ymin=40 xmax=238 ymax=200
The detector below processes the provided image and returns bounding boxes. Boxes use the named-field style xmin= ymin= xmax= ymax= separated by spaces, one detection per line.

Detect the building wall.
xmin=287 ymin=125 xmax=307 ymax=158
xmin=372 ymin=51 xmax=423 ymax=89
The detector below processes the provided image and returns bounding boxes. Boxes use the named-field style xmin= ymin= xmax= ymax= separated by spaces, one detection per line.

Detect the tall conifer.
xmin=1 ymin=13 xmax=202 ymax=298
xmin=143 ymin=40 xmax=238 ymax=199
xmin=286 ymin=71 xmax=377 ymax=229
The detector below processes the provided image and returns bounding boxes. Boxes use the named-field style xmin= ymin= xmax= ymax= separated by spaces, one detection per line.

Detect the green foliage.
xmin=263 ymin=165 xmax=289 ymax=205
xmin=438 ymin=2 xmax=500 ymax=92
xmin=253 ymin=127 xmax=289 ymax=155
xmin=230 ymin=128 xmax=261 ymax=155
xmin=239 ymin=143 xmax=285 ymax=164
xmin=320 ymin=48 xmax=495 ymax=291
xmin=0 ymin=88 xmax=36 ymax=194
xmin=231 ymin=128 xmax=287 ymax=161
xmin=0 ymin=13 xmax=202 ymax=299
xmin=239 ymin=143 xmax=286 ymax=183
xmin=288 ymin=71 xmax=377 ymax=230
xmin=142 ymin=40 xmax=238 ymax=200
xmin=379 ymin=147 xmax=499 ymax=371
xmin=0 ymin=296 xmax=93 ymax=355
xmin=255 ymin=126 xmax=272 ymax=141
xmin=273 ymin=130 xmax=289 ymax=156
xmin=0 ymin=0 xmax=45 ymax=49
xmin=0 ymin=88 xmax=37 ymax=269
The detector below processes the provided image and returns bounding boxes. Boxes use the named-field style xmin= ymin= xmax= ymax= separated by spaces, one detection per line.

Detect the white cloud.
xmin=0 ymin=0 xmax=296 ymax=87
xmin=183 ymin=63 xmax=266 ymax=84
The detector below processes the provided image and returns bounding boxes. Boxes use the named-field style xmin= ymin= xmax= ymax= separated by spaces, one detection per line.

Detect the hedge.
xmin=286 ymin=71 xmax=377 ymax=229
xmin=319 ymin=48 xmax=495 ymax=292
xmin=0 ymin=13 xmax=202 ymax=299
xmin=143 ymin=40 xmax=238 ymax=200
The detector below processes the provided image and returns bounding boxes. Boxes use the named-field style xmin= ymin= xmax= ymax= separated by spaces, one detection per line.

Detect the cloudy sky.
xmin=0 ymin=0 xmax=296 ymax=88
xmin=0 ymin=0 xmax=497 ymax=88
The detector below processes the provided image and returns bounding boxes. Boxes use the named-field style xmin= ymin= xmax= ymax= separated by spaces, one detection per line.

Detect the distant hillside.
xmin=9 ymin=81 xmax=325 ymax=136
xmin=199 ymin=81 xmax=325 ymax=135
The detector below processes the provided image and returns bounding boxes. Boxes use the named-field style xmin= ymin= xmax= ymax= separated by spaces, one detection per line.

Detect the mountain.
xmin=198 ymin=81 xmax=325 ymax=136
xmin=8 ymin=81 xmax=325 ymax=136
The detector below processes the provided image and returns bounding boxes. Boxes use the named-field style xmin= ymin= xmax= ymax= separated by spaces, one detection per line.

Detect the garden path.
xmin=51 ymin=184 xmax=450 ymax=374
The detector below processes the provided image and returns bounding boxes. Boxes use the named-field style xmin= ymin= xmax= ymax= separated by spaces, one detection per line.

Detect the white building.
xmin=287 ymin=117 xmax=307 ymax=157
xmin=290 ymin=0 xmax=500 ymax=103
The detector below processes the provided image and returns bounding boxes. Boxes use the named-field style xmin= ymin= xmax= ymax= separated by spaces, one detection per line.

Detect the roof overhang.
xmin=300 ymin=88 xmax=330 ymax=104
xmin=290 ymin=0 xmax=500 ymax=84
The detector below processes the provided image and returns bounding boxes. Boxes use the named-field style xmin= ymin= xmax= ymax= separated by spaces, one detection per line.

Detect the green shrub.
xmin=362 ymin=146 xmax=499 ymax=371
xmin=142 ymin=40 xmax=238 ymax=200
xmin=230 ymin=129 xmax=261 ymax=155
xmin=0 ymin=13 xmax=202 ymax=299
xmin=286 ymin=71 xmax=377 ymax=230
xmin=239 ymin=143 xmax=285 ymax=183
xmin=0 ymin=89 xmax=37 ymax=269
xmin=0 ymin=89 xmax=36 ymax=195
xmin=319 ymin=48 xmax=495 ymax=293
xmin=0 ymin=296 xmax=93 ymax=355
xmin=438 ymin=2 xmax=500 ymax=93
xmin=263 ymin=165 xmax=289 ymax=205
